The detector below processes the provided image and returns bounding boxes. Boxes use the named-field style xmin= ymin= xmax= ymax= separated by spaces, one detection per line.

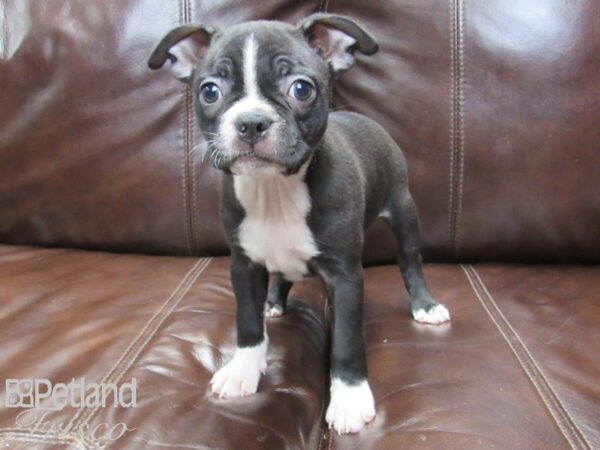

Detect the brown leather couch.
xmin=1 ymin=1 xmax=598 ymax=449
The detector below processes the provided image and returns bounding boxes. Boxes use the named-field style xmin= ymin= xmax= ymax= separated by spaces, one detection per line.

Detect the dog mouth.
xmin=234 ymin=151 xmax=278 ymax=165
xmin=207 ymin=131 xmax=311 ymax=175
xmin=230 ymin=152 xmax=284 ymax=175
xmin=235 ymin=151 xmax=268 ymax=160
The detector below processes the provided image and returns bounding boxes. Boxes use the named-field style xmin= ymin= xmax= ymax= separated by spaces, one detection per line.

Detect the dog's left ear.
xmin=298 ymin=13 xmax=378 ymax=78
xmin=148 ymin=25 xmax=215 ymax=82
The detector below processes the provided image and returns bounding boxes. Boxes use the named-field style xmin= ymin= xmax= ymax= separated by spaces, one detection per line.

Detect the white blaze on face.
xmin=219 ymin=34 xmax=279 ymax=156
xmin=243 ymin=34 xmax=259 ymax=98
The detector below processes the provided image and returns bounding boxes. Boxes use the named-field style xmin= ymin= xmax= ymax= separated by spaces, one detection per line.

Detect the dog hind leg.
xmin=382 ymin=188 xmax=450 ymax=324
xmin=265 ymin=274 xmax=292 ymax=317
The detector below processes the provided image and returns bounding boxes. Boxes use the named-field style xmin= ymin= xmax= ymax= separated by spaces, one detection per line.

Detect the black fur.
xmin=151 ymin=18 xmax=445 ymax=389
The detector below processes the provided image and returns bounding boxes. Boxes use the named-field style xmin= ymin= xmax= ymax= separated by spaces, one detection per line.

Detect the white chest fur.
xmin=233 ymin=169 xmax=319 ymax=281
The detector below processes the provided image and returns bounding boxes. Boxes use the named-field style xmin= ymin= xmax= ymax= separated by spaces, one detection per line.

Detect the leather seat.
xmin=0 ymin=0 xmax=598 ymax=449
xmin=0 ymin=246 xmax=597 ymax=449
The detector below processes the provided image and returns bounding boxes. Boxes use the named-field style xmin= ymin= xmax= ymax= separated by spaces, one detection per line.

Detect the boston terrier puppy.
xmin=149 ymin=14 xmax=450 ymax=434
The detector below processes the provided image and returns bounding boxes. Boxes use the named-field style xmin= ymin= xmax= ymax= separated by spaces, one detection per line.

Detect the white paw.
xmin=412 ymin=304 xmax=451 ymax=324
xmin=265 ymin=304 xmax=283 ymax=318
xmin=210 ymin=340 xmax=267 ymax=399
xmin=326 ymin=379 xmax=376 ymax=434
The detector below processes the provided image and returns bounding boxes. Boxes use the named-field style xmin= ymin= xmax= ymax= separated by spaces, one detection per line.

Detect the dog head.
xmin=149 ymin=14 xmax=378 ymax=176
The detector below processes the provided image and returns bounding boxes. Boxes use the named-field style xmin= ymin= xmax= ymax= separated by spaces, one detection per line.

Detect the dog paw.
xmin=210 ymin=342 xmax=267 ymax=399
xmin=412 ymin=303 xmax=450 ymax=324
xmin=326 ymin=379 xmax=376 ymax=434
xmin=265 ymin=303 xmax=284 ymax=318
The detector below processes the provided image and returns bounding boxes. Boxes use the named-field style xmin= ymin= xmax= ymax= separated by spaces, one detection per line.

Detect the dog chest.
xmin=233 ymin=173 xmax=319 ymax=281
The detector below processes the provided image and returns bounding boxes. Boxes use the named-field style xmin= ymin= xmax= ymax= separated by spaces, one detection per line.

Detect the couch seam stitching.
xmin=461 ymin=265 xmax=590 ymax=450
xmin=179 ymin=0 xmax=194 ymax=255
xmin=184 ymin=0 xmax=198 ymax=254
xmin=453 ymin=0 xmax=465 ymax=259
xmin=0 ymin=430 xmax=102 ymax=449
xmin=447 ymin=0 xmax=456 ymax=259
xmin=190 ymin=99 xmax=199 ymax=252
xmin=447 ymin=0 xmax=465 ymax=260
xmin=0 ymin=437 xmax=89 ymax=450
xmin=469 ymin=266 xmax=591 ymax=449
xmin=180 ymin=92 xmax=193 ymax=255
xmin=72 ymin=258 xmax=212 ymax=435
xmin=187 ymin=0 xmax=200 ymax=253
xmin=64 ymin=257 xmax=207 ymax=429
xmin=186 ymin=85 xmax=197 ymax=252
xmin=65 ymin=257 xmax=211 ymax=435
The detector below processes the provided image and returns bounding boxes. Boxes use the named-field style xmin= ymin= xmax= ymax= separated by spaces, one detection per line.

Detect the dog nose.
xmin=235 ymin=113 xmax=273 ymax=145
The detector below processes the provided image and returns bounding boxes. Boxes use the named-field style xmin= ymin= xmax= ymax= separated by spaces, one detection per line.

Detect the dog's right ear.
xmin=148 ymin=25 xmax=215 ymax=82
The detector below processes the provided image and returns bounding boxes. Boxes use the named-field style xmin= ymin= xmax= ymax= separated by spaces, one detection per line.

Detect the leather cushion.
xmin=2 ymin=0 xmax=599 ymax=263
xmin=0 ymin=245 xmax=597 ymax=449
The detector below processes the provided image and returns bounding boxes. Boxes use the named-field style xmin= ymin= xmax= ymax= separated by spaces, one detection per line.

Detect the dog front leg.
xmin=211 ymin=251 xmax=268 ymax=398
xmin=322 ymin=266 xmax=376 ymax=434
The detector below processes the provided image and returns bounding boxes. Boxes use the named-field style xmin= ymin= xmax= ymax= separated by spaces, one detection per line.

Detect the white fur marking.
xmin=243 ymin=35 xmax=259 ymax=97
xmin=265 ymin=304 xmax=284 ymax=318
xmin=378 ymin=209 xmax=392 ymax=220
xmin=234 ymin=163 xmax=319 ymax=281
xmin=326 ymin=378 xmax=376 ymax=434
xmin=412 ymin=304 xmax=451 ymax=324
xmin=218 ymin=35 xmax=278 ymax=155
xmin=210 ymin=337 xmax=268 ymax=398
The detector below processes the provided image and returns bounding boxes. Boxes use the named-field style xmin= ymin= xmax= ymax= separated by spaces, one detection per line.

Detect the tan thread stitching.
xmin=3 ymin=257 xmax=211 ymax=449
xmin=447 ymin=0 xmax=456 ymax=259
xmin=453 ymin=0 xmax=465 ymax=258
xmin=73 ymin=258 xmax=212 ymax=434
xmin=462 ymin=265 xmax=575 ymax=446
xmin=320 ymin=0 xmax=334 ymax=107
xmin=181 ymin=95 xmax=193 ymax=255
xmin=179 ymin=0 xmax=193 ymax=255
xmin=0 ymin=428 xmax=99 ymax=442
xmin=461 ymin=265 xmax=590 ymax=450
xmin=188 ymin=0 xmax=199 ymax=251
xmin=66 ymin=257 xmax=206 ymax=429
xmin=183 ymin=84 xmax=198 ymax=253
xmin=447 ymin=0 xmax=466 ymax=260
xmin=184 ymin=0 xmax=199 ymax=253
xmin=66 ymin=258 xmax=210 ymax=431
xmin=190 ymin=106 xmax=199 ymax=252
xmin=0 ymin=430 xmax=102 ymax=449
xmin=468 ymin=266 xmax=591 ymax=449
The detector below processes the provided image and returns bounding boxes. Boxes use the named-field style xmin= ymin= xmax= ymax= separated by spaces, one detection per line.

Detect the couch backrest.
xmin=1 ymin=0 xmax=599 ymax=263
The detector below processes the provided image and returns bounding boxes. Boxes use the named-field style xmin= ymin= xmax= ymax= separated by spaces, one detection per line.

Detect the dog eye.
xmin=199 ymin=83 xmax=221 ymax=104
xmin=289 ymin=79 xmax=315 ymax=102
